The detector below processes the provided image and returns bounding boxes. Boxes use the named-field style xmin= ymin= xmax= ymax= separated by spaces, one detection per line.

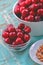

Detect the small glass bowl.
xmin=1 ymin=23 xmax=31 ymax=51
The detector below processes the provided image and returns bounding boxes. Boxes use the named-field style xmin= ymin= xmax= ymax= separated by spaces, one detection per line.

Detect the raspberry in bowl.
xmin=13 ymin=0 xmax=43 ymax=36
xmin=2 ymin=23 xmax=31 ymax=51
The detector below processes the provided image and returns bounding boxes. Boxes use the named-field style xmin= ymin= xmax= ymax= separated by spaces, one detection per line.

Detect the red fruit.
xmin=29 ymin=11 xmax=35 ymax=16
xmin=8 ymin=27 xmax=16 ymax=32
xmin=14 ymin=5 xmax=20 ymax=14
xmin=24 ymin=17 xmax=29 ymax=21
xmin=2 ymin=31 xmax=9 ymax=38
xmin=29 ymin=4 xmax=38 ymax=11
xmin=37 ymin=9 xmax=43 ymax=16
xmin=32 ymin=4 xmax=38 ymax=10
xmin=40 ymin=0 xmax=43 ymax=3
xmin=28 ymin=15 xmax=34 ymax=22
xmin=5 ymin=38 xmax=10 ymax=44
xmin=18 ymin=23 xmax=25 ymax=29
xmin=24 ymin=26 xmax=31 ymax=33
xmin=16 ymin=37 xmax=24 ymax=45
xmin=38 ymin=3 xmax=43 ymax=8
xmin=25 ymin=0 xmax=32 ymax=5
xmin=35 ymin=16 xmax=40 ymax=21
xmin=21 ymin=9 xmax=28 ymax=18
xmin=20 ymin=6 xmax=25 ymax=12
xmin=19 ymin=0 xmax=25 ymax=3
xmin=32 ymin=0 xmax=39 ymax=3
xmin=37 ymin=9 xmax=41 ymax=15
xmin=17 ymin=32 xmax=23 ymax=38
xmin=24 ymin=34 xmax=30 ymax=42
xmin=9 ymin=32 xmax=16 ymax=38
xmin=16 ymin=28 xmax=22 ymax=32
xmin=19 ymin=1 xmax=26 ymax=7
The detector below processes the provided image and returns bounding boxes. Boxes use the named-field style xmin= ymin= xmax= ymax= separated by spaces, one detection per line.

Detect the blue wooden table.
xmin=0 ymin=0 xmax=43 ymax=65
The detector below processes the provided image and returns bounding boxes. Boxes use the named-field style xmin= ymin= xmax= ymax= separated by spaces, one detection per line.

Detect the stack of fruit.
xmin=14 ymin=0 xmax=43 ymax=22
xmin=2 ymin=23 xmax=31 ymax=47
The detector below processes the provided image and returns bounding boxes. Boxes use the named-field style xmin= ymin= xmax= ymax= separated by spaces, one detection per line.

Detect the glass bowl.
xmin=13 ymin=1 xmax=43 ymax=36
xmin=1 ymin=23 xmax=31 ymax=51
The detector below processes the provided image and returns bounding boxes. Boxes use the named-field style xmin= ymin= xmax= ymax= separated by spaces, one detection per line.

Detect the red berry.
xmin=35 ymin=16 xmax=40 ymax=21
xmin=18 ymin=23 xmax=25 ymax=29
xmin=17 ymin=32 xmax=23 ymax=38
xmin=37 ymin=9 xmax=43 ymax=16
xmin=24 ymin=17 xmax=29 ymax=21
xmin=29 ymin=11 xmax=35 ymax=16
xmin=19 ymin=0 xmax=25 ymax=3
xmin=5 ymin=38 xmax=10 ymax=44
xmin=32 ymin=0 xmax=39 ymax=3
xmin=9 ymin=32 xmax=16 ymax=38
xmin=8 ymin=27 xmax=16 ymax=32
xmin=25 ymin=0 xmax=32 ymax=5
xmin=24 ymin=34 xmax=30 ymax=42
xmin=21 ymin=9 xmax=28 ymax=18
xmin=16 ymin=37 xmax=24 ymax=45
xmin=20 ymin=6 xmax=25 ymax=12
xmin=2 ymin=31 xmax=9 ymax=38
xmin=19 ymin=1 xmax=26 ymax=7
xmin=16 ymin=28 xmax=22 ymax=32
xmin=40 ymin=0 xmax=43 ymax=3
xmin=24 ymin=26 xmax=31 ymax=33
xmin=14 ymin=5 xmax=20 ymax=14
xmin=37 ymin=9 xmax=41 ymax=15
xmin=28 ymin=15 xmax=34 ymax=22
xmin=29 ymin=4 xmax=38 ymax=11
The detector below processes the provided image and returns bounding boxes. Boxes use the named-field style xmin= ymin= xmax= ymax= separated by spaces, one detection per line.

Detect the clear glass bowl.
xmin=1 ymin=23 xmax=31 ymax=51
